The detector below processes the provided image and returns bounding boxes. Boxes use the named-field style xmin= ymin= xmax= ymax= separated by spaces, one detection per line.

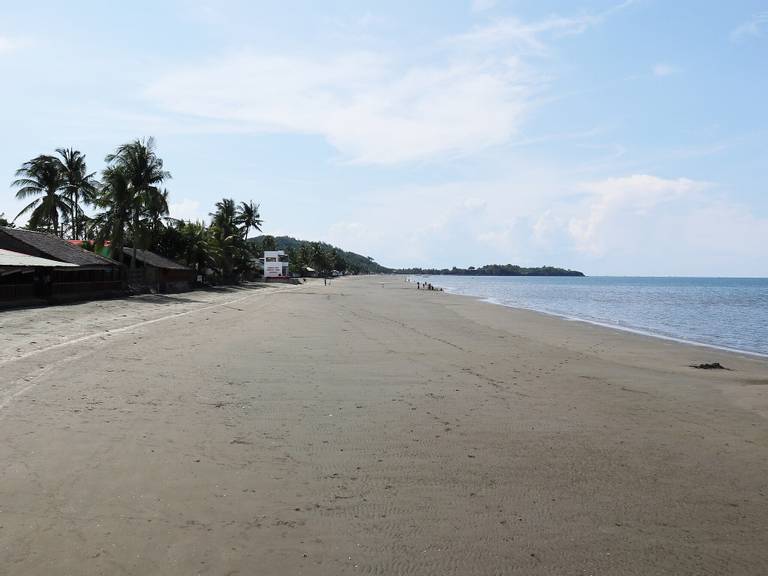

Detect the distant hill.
xmin=246 ymin=236 xmax=582 ymax=277
xmin=248 ymin=235 xmax=391 ymax=274
xmin=395 ymin=264 xmax=585 ymax=277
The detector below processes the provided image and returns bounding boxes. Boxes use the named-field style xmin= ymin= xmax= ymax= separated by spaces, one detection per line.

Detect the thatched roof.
xmin=0 ymin=227 xmax=119 ymax=267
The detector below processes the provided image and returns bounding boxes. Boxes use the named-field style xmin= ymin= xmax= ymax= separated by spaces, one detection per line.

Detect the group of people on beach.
xmin=416 ymin=281 xmax=442 ymax=292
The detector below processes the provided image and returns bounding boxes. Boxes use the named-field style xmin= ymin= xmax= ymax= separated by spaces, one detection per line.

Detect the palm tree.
xmin=104 ymin=137 xmax=171 ymax=269
xmin=236 ymin=200 xmax=263 ymax=239
xmin=93 ymin=165 xmax=132 ymax=262
xmin=210 ymin=198 xmax=238 ymax=238
xmin=209 ymin=198 xmax=239 ymax=280
xmin=144 ymin=188 xmax=170 ymax=250
xmin=12 ymin=155 xmax=69 ymax=236
xmin=180 ymin=221 xmax=219 ymax=278
xmin=55 ymin=148 xmax=98 ymax=240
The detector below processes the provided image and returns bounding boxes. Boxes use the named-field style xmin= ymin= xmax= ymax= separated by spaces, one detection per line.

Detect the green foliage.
xmin=10 ymin=149 xmax=99 ymax=238
xmin=396 ymin=264 xmax=585 ymax=276
xmin=56 ymin=148 xmax=99 ymax=239
xmin=12 ymin=154 xmax=69 ymax=236
xmin=206 ymin=198 xmax=259 ymax=281
xmin=101 ymin=138 xmax=171 ymax=266
xmin=156 ymin=220 xmax=220 ymax=277
xmin=249 ymin=235 xmax=388 ymax=275
xmin=8 ymin=137 xmax=391 ymax=283
xmin=235 ymin=200 xmax=262 ymax=239
xmin=0 ymin=213 xmax=13 ymax=227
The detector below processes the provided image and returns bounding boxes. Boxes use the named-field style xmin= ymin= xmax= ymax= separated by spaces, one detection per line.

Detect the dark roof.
xmin=0 ymin=226 xmax=120 ymax=267
xmin=123 ymin=248 xmax=191 ymax=270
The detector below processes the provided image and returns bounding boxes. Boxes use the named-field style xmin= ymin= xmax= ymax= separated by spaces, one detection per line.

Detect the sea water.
xmin=411 ymin=276 xmax=768 ymax=357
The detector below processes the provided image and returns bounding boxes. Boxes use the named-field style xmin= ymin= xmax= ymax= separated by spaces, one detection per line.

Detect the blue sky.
xmin=1 ymin=0 xmax=766 ymax=275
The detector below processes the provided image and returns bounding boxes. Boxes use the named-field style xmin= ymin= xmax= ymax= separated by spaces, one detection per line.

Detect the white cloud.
xmin=455 ymin=0 xmax=636 ymax=54
xmin=453 ymin=15 xmax=599 ymax=55
xmin=320 ymin=175 xmax=561 ymax=267
xmin=731 ymin=12 xmax=768 ymax=41
xmin=316 ymin=172 xmax=768 ymax=276
xmin=567 ymin=175 xmax=709 ymax=255
xmin=471 ymin=0 xmax=498 ymax=13
xmin=146 ymin=50 xmax=531 ymax=165
xmin=145 ymin=5 xmax=635 ymax=165
xmin=0 ymin=35 xmax=27 ymax=56
xmin=652 ymin=63 xmax=676 ymax=77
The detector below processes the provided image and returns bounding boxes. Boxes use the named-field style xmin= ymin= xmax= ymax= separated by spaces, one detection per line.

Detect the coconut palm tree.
xmin=104 ymin=137 xmax=171 ymax=268
xmin=93 ymin=165 xmax=132 ymax=262
xmin=180 ymin=220 xmax=220 ymax=278
xmin=209 ymin=198 xmax=239 ymax=280
xmin=210 ymin=198 xmax=238 ymax=238
xmin=143 ymin=188 xmax=170 ymax=250
xmin=236 ymin=200 xmax=263 ymax=239
xmin=12 ymin=155 xmax=69 ymax=236
xmin=55 ymin=148 xmax=98 ymax=240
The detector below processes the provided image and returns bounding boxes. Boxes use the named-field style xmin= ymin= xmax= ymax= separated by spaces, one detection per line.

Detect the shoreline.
xmin=409 ymin=275 xmax=768 ymax=359
xmin=477 ymin=293 xmax=768 ymax=360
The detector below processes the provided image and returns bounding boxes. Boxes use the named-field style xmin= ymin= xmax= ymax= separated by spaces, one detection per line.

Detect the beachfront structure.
xmin=0 ymin=248 xmax=78 ymax=306
xmin=262 ymin=250 xmax=289 ymax=279
xmin=121 ymin=248 xmax=195 ymax=293
xmin=0 ymin=226 xmax=123 ymax=304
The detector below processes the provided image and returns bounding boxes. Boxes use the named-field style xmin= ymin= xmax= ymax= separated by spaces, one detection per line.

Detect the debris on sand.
xmin=689 ymin=362 xmax=730 ymax=370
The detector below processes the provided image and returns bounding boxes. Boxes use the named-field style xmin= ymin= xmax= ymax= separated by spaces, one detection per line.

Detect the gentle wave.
xmin=411 ymin=276 xmax=768 ymax=357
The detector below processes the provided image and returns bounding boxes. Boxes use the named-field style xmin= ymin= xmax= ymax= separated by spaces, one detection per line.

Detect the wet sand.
xmin=1 ymin=275 xmax=767 ymax=575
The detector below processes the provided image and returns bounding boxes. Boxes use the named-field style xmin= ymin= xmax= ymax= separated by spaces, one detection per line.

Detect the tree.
xmin=210 ymin=198 xmax=237 ymax=239
xmin=262 ymin=235 xmax=277 ymax=252
xmin=310 ymin=242 xmax=333 ymax=277
xmin=12 ymin=155 xmax=69 ymax=236
xmin=157 ymin=220 xmax=219 ymax=280
xmin=0 ymin=213 xmax=13 ymax=227
xmin=93 ymin=165 xmax=132 ymax=262
xmin=55 ymin=148 xmax=98 ymax=240
xmin=179 ymin=221 xmax=219 ymax=278
xmin=332 ymin=249 xmax=347 ymax=274
xmin=103 ymin=137 xmax=171 ymax=269
xmin=236 ymin=200 xmax=263 ymax=239
xmin=210 ymin=198 xmax=253 ymax=281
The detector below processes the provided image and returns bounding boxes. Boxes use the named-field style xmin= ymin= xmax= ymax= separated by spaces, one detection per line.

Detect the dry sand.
xmin=0 ymin=275 xmax=767 ymax=575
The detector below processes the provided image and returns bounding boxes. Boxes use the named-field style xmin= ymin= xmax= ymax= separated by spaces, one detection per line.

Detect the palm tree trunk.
xmin=74 ymin=190 xmax=79 ymax=239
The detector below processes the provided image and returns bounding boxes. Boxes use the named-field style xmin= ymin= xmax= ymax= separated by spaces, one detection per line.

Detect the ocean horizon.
xmin=411 ymin=275 xmax=768 ymax=357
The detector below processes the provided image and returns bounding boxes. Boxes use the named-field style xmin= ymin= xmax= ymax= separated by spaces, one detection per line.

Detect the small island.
xmin=395 ymin=264 xmax=585 ymax=277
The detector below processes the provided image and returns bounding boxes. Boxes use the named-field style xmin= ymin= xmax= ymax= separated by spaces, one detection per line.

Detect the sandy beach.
xmin=1 ymin=275 xmax=767 ymax=575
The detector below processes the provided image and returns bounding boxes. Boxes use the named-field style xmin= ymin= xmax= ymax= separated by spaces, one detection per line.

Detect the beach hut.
xmin=120 ymin=248 xmax=195 ymax=293
xmin=0 ymin=226 xmax=123 ymax=303
xmin=0 ymin=248 xmax=79 ymax=306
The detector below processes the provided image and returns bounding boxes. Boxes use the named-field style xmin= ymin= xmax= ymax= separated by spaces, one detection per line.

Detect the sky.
xmin=0 ymin=0 xmax=766 ymax=275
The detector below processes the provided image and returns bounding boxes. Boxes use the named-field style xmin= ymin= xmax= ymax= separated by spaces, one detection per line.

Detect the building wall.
xmin=1 ymin=266 xmax=123 ymax=306
xmin=263 ymin=251 xmax=289 ymax=278
xmin=0 ymin=268 xmax=36 ymax=304
xmin=159 ymin=268 xmax=195 ymax=293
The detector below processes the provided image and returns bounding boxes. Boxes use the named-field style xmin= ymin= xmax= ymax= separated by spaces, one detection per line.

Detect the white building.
xmin=262 ymin=250 xmax=289 ymax=279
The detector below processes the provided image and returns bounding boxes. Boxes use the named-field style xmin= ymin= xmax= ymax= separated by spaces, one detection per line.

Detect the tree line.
xmin=5 ymin=138 xmax=384 ymax=281
xmin=397 ymin=264 xmax=585 ymax=276
xmin=248 ymin=235 xmax=389 ymax=276
xmin=6 ymin=137 xmax=263 ymax=281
